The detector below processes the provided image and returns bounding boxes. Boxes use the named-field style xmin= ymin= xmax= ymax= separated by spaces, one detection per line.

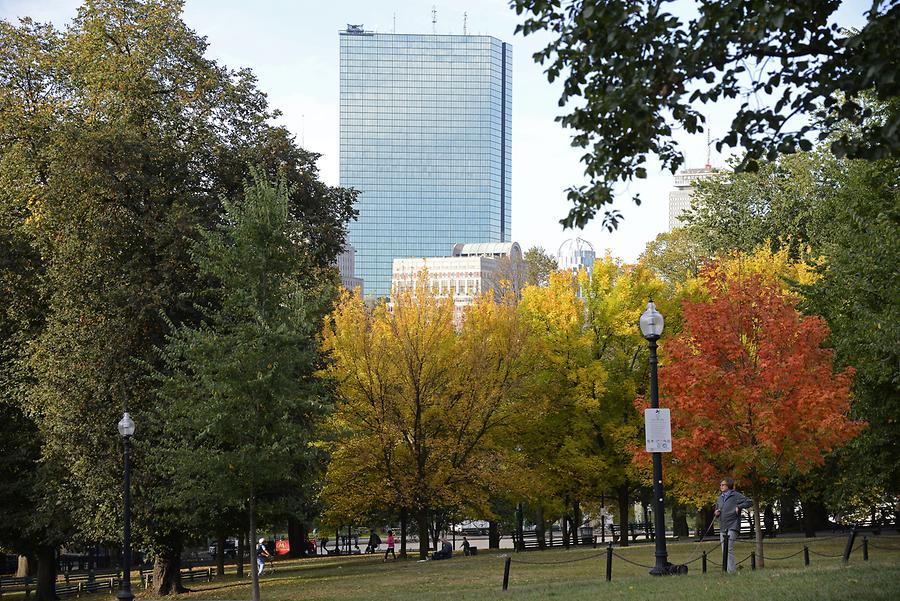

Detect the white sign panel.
xmin=645 ymin=408 xmax=672 ymax=453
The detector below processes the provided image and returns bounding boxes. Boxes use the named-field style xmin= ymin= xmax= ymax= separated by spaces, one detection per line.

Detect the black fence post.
xmin=502 ymin=556 xmax=511 ymax=591
xmin=803 ymin=546 xmax=809 ymax=567
xmin=721 ymin=532 xmax=729 ymax=572
xmin=750 ymin=551 xmax=756 ymax=571
xmin=702 ymin=551 xmax=707 ymax=573
xmin=606 ymin=543 xmax=613 ymax=582
xmin=842 ymin=527 xmax=858 ymax=564
xmin=863 ymin=536 xmax=868 ymax=561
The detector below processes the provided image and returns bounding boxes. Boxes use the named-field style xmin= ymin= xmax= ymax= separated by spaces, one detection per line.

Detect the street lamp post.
xmin=640 ymin=299 xmax=668 ymax=576
xmin=117 ymin=412 xmax=136 ymax=601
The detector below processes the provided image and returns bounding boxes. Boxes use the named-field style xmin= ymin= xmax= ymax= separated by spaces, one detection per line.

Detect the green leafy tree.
xmin=0 ymin=2 xmax=355 ymax=596
xmin=684 ymin=152 xmax=827 ymax=258
xmin=803 ymin=155 xmax=900 ymax=516
xmin=523 ymin=246 xmax=559 ymax=287
xmin=155 ymin=172 xmax=334 ymax=600
xmin=510 ymin=0 xmax=898 ymax=229
xmin=639 ymin=228 xmax=707 ymax=289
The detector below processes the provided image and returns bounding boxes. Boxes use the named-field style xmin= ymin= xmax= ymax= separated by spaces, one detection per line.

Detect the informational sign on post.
xmin=645 ymin=408 xmax=672 ymax=453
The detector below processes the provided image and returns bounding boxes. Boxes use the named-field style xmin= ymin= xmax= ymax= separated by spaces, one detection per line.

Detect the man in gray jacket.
xmin=715 ymin=477 xmax=753 ymax=572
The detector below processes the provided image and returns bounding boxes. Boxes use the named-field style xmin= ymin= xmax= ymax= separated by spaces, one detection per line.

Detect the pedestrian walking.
xmin=715 ymin=477 xmax=753 ymax=572
xmin=383 ymin=529 xmax=396 ymax=561
xmin=256 ymin=537 xmax=271 ymax=576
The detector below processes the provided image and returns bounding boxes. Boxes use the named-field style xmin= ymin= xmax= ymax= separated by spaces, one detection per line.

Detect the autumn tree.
xmin=514 ymin=270 xmax=607 ymax=545
xmin=580 ymin=257 xmax=674 ymax=540
xmin=655 ymin=261 xmax=861 ymax=566
xmin=321 ymin=278 xmax=528 ymax=559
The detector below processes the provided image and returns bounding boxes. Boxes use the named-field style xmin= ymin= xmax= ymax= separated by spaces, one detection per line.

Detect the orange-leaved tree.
xmin=654 ymin=262 xmax=861 ymax=567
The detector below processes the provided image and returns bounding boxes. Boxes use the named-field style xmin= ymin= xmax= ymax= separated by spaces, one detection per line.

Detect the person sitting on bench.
xmin=431 ymin=539 xmax=453 ymax=560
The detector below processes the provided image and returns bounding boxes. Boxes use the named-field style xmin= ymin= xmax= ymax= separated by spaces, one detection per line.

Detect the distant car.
xmin=208 ymin=539 xmax=237 ymax=558
xmin=453 ymin=520 xmax=490 ymax=536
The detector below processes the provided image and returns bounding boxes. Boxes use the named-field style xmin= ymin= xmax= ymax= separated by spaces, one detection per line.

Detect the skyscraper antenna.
xmin=431 ymin=5 xmax=437 ymax=34
xmin=393 ymin=12 xmax=396 ymax=33
xmin=705 ymin=123 xmax=712 ymax=169
xmin=463 ymin=11 xmax=468 ymax=35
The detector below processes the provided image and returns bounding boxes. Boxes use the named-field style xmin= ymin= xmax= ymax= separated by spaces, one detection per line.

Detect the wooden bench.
xmin=140 ymin=566 xmax=213 ymax=589
xmin=515 ymin=531 xmax=594 ymax=551
xmin=56 ymin=570 xmax=120 ymax=598
xmin=0 ymin=575 xmax=34 ymax=597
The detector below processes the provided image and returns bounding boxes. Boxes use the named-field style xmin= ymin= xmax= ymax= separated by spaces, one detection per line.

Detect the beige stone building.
xmin=391 ymin=242 xmax=523 ymax=320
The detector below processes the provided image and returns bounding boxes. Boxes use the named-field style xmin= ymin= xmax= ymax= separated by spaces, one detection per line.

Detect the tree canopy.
xmin=652 ymin=257 xmax=861 ymax=564
xmin=510 ymin=0 xmax=899 ymax=229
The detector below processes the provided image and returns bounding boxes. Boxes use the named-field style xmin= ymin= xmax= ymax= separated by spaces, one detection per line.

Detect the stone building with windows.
xmin=391 ymin=242 xmax=522 ymax=320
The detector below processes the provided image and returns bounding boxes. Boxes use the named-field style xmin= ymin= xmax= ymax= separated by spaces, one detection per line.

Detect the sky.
xmin=0 ymin=0 xmax=871 ymax=262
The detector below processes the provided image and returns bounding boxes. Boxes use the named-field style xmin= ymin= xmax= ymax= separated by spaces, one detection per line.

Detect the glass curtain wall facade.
xmin=340 ymin=29 xmax=512 ymax=298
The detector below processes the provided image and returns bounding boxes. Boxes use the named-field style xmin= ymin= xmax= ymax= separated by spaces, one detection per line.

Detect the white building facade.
xmin=668 ymin=166 xmax=718 ymax=230
xmin=391 ymin=242 xmax=523 ymax=320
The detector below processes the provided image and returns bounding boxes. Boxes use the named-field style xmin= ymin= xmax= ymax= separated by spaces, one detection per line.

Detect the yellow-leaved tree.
xmin=513 ymin=270 xmax=608 ymax=547
xmin=320 ymin=275 xmax=528 ymax=558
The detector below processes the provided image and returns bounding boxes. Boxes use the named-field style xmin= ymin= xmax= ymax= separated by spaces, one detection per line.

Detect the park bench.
xmin=56 ymin=569 xmax=120 ymax=597
xmin=140 ymin=565 xmax=214 ymax=589
xmin=0 ymin=575 xmax=33 ymax=597
xmin=609 ymin=522 xmax=651 ymax=543
xmin=515 ymin=531 xmax=595 ymax=551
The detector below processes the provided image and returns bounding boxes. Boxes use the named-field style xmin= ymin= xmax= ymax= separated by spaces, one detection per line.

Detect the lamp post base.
xmin=116 ymin=590 xmax=135 ymax=601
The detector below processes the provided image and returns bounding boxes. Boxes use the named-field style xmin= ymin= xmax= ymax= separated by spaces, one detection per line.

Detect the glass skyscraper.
xmin=339 ymin=28 xmax=512 ymax=298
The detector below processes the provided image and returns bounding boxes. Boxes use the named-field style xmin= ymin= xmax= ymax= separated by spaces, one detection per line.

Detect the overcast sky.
xmin=0 ymin=0 xmax=870 ymax=262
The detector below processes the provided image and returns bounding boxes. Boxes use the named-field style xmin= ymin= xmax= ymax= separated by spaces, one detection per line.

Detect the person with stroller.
xmin=366 ymin=529 xmax=382 ymax=554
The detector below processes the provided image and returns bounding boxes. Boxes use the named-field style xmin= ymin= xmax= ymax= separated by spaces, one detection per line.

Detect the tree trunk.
xmin=152 ymin=547 xmax=187 ymax=596
xmin=416 ymin=508 xmax=429 ymax=560
xmin=800 ymin=498 xmax=829 ymax=537
xmin=535 ymin=504 xmax=546 ymax=550
xmin=617 ymin=485 xmax=630 ymax=547
xmin=236 ymin=531 xmax=245 ymax=578
xmin=249 ymin=495 xmax=260 ymax=601
xmin=778 ymin=495 xmax=799 ymax=532
xmin=764 ymin=504 xmax=776 ymax=538
xmin=216 ymin=529 xmax=225 ymax=576
xmin=573 ymin=501 xmax=582 ymax=545
xmin=399 ymin=507 xmax=408 ymax=558
xmin=752 ymin=483 xmax=764 ymax=568
xmin=34 ymin=545 xmax=56 ymax=601
xmin=671 ymin=503 xmax=690 ymax=538
xmin=288 ymin=515 xmax=305 ymax=558
xmin=696 ymin=506 xmax=715 ymax=539
xmin=516 ymin=503 xmax=524 ymax=551
xmin=488 ymin=520 xmax=500 ymax=549
xmin=562 ymin=495 xmax=569 ymax=549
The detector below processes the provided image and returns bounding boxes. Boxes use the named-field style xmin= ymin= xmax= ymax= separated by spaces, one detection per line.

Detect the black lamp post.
xmin=639 ymin=299 xmax=668 ymax=576
xmin=117 ymin=412 xmax=135 ymax=601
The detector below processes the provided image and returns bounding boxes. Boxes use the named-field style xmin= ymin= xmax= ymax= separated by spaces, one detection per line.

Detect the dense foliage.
xmin=510 ymin=0 xmax=899 ymax=229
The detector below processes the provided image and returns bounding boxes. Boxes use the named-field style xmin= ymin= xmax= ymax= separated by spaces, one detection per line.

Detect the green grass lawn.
xmin=134 ymin=535 xmax=900 ymax=601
